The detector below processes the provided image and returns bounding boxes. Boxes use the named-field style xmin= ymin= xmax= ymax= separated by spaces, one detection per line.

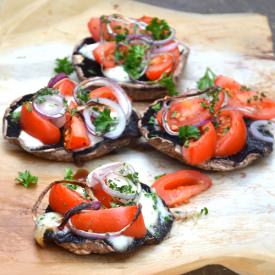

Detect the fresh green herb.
xmin=154 ymin=173 xmax=166 ymax=180
xmin=197 ymin=67 xmax=216 ymax=90
xmin=54 ymin=57 xmax=74 ymax=75
xmin=87 ymin=68 xmax=97 ymax=75
xmin=171 ymin=111 xmax=178 ymax=118
xmin=76 ymin=88 xmax=90 ymax=104
xmin=93 ymin=107 xmax=117 ymax=133
xmin=151 ymin=102 xmax=161 ymax=112
xmin=123 ymin=44 xmax=147 ymax=79
xmin=164 ymin=215 xmax=173 ymax=223
xmin=126 ymin=172 xmax=139 ymax=184
xmin=100 ymin=15 xmax=110 ymax=24
xmin=198 ymin=207 xmax=208 ymax=217
xmin=35 ymin=87 xmax=59 ymax=104
xmin=159 ymin=74 xmax=178 ymax=96
xmin=114 ymin=48 xmax=125 ymax=62
xmin=15 ymin=170 xmax=38 ymax=188
xmin=11 ymin=111 xmax=21 ymax=123
xmin=148 ymin=115 xmax=156 ymax=125
xmin=108 ymin=179 xmax=135 ymax=194
xmin=179 ymin=125 xmax=201 ymax=147
xmin=115 ymin=29 xmax=129 ymax=44
xmin=68 ymin=108 xmax=78 ymax=116
xmin=206 ymin=88 xmax=221 ymax=114
xmin=64 ymin=167 xmax=74 ymax=180
xmin=146 ymin=17 xmax=171 ymax=41
xmin=110 ymin=202 xmax=121 ymax=208
xmin=66 ymin=184 xmax=78 ymax=190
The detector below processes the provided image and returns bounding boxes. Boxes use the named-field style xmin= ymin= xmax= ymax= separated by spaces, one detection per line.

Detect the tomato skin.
xmin=166 ymin=98 xmax=211 ymax=131
xmin=64 ymin=115 xmax=90 ymax=150
xmin=215 ymin=110 xmax=247 ymax=157
xmin=146 ymin=53 xmax=174 ymax=81
xmin=88 ymin=17 xmax=101 ymax=42
xmin=53 ymin=78 xmax=76 ymax=97
xmin=138 ymin=16 xmax=153 ymax=24
xmin=153 ymin=170 xmax=212 ymax=207
xmin=49 ymin=184 xmax=88 ymax=215
xmin=92 ymin=182 xmax=113 ymax=208
xmin=93 ymin=42 xmax=116 ymax=68
xmin=20 ymin=103 xmax=61 ymax=145
xmin=71 ymin=205 xmax=147 ymax=238
xmin=89 ymin=86 xmax=117 ymax=101
xmin=215 ymin=75 xmax=241 ymax=96
xmin=182 ymin=122 xmax=216 ymax=165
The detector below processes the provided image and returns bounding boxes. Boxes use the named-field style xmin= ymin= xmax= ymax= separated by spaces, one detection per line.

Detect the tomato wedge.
xmin=64 ymin=115 xmax=90 ymax=150
xmin=228 ymin=90 xmax=275 ymax=120
xmin=49 ymin=183 xmax=88 ymax=215
xmin=182 ymin=122 xmax=216 ymax=165
xmin=89 ymin=86 xmax=117 ymax=101
xmin=153 ymin=170 xmax=212 ymax=207
xmin=53 ymin=78 xmax=76 ymax=97
xmin=20 ymin=103 xmax=61 ymax=145
xmin=87 ymin=17 xmax=101 ymax=42
xmin=165 ymin=98 xmax=211 ymax=131
xmin=146 ymin=53 xmax=174 ymax=81
xmin=138 ymin=16 xmax=153 ymax=24
xmin=215 ymin=110 xmax=247 ymax=157
xmin=214 ymin=75 xmax=241 ymax=96
xmin=92 ymin=182 xmax=113 ymax=208
xmin=93 ymin=42 xmax=116 ymax=69
xmin=71 ymin=205 xmax=147 ymax=238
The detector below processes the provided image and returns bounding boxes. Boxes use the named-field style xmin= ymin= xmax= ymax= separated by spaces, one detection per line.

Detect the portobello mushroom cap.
xmin=39 ymin=183 xmax=174 ymax=255
xmin=72 ymin=37 xmax=189 ymax=101
xmin=139 ymin=99 xmax=273 ymax=171
xmin=3 ymin=93 xmax=140 ymax=162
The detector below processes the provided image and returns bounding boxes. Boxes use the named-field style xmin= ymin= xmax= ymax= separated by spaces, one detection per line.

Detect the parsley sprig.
xmin=54 ymin=57 xmax=74 ymax=75
xmin=93 ymin=107 xmax=117 ymax=134
xmin=146 ymin=17 xmax=171 ymax=41
xmin=64 ymin=167 xmax=74 ymax=180
xmin=15 ymin=170 xmax=38 ymax=188
xmin=197 ymin=67 xmax=216 ymax=90
xmin=179 ymin=125 xmax=201 ymax=147
xmin=35 ymin=87 xmax=59 ymax=104
xmin=159 ymin=74 xmax=178 ymax=96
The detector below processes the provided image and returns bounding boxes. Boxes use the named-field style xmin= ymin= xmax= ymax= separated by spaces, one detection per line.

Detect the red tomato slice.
xmin=92 ymin=182 xmax=113 ymax=208
xmin=215 ymin=110 xmax=247 ymax=157
xmin=146 ymin=53 xmax=174 ymax=81
xmin=71 ymin=205 xmax=147 ymax=238
xmin=49 ymin=183 xmax=88 ymax=215
xmin=165 ymin=98 xmax=211 ymax=131
xmin=153 ymin=170 xmax=212 ymax=207
xmin=87 ymin=17 xmax=101 ymax=42
xmin=64 ymin=115 xmax=90 ymax=150
xmin=89 ymin=86 xmax=117 ymax=101
xmin=20 ymin=103 xmax=61 ymax=145
xmin=214 ymin=75 xmax=241 ymax=96
xmin=228 ymin=90 xmax=275 ymax=120
xmin=53 ymin=78 xmax=76 ymax=97
xmin=138 ymin=16 xmax=153 ymax=24
xmin=182 ymin=122 xmax=216 ymax=165
xmin=93 ymin=42 xmax=116 ymax=69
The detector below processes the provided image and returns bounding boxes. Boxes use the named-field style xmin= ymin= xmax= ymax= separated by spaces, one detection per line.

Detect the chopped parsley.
xmin=171 ymin=111 xmax=178 ymax=118
xmin=64 ymin=167 xmax=74 ymax=180
xmin=148 ymin=115 xmax=156 ymax=125
xmin=108 ymin=179 xmax=135 ymax=194
xmin=159 ymin=74 xmax=178 ymax=96
xmin=76 ymin=88 xmax=90 ymax=104
xmin=35 ymin=87 xmax=59 ymax=104
xmin=66 ymin=184 xmax=78 ymax=190
xmin=93 ymin=107 xmax=117 ymax=134
xmin=154 ymin=173 xmax=166 ymax=180
xmin=68 ymin=108 xmax=77 ymax=116
xmin=54 ymin=57 xmax=74 ymax=75
xmin=146 ymin=17 xmax=171 ymax=41
xmin=15 ymin=170 xmax=38 ymax=188
xmin=198 ymin=207 xmax=209 ymax=217
xmin=123 ymin=44 xmax=147 ymax=79
xmin=197 ymin=67 xmax=216 ymax=90
xmin=179 ymin=125 xmax=201 ymax=147
xmin=151 ymin=102 xmax=161 ymax=112
xmin=202 ymin=88 xmax=221 ymax=114
xmin=125 ymin=172 xmax=139 ymax=184
xmin=145 ymin=192 xmax=158 ymax=210
xmin=11 ymin=110 xmax=21 ymax=123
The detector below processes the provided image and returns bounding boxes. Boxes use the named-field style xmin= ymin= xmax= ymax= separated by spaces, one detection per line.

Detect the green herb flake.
xmin=159 ymin=74 xmax=178 ymax=96
xmin=15 ymin=170 xmax=38 ymax=188
xmin=76 ymin=88 xmax=90 ymax=104
xmin=93 ymin=107 xmax=117 ymax=134
xmin=126 ymin=172 xmax=139 ymax=184
xmin=54 ymin=57 xmax=74 ymax=75
xmin=11 ymin=111 xmax=21 ymax=123
xmin=64 ymin=167 xmax=74 ymax=180
xmin=197 ymin=67 xmax=216 ymax=90
xmin=66 ymin=183 xmax=78 ymax=190
xmin=148 ymin=115 xmax=156 ymax=125
xmin=198 ymin=207 xmax=209 ymax=217
xmin=151 ymin=102 xmax=161 ymax=112
xmin=146 ymin=17 xmax=171 ymax=41
xmin=179 ymin=125 xmax=201 ymax=147
xmin=154 ymin=173 xmax=166 ymax=180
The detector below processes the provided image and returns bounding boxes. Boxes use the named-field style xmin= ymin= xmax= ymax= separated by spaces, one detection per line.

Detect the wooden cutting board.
xmin=1 ymin=1 xmax=275 ymax=274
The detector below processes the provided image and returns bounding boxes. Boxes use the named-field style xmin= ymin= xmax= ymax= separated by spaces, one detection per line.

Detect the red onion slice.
xmin=152 ymin=27 xmax=176 ymax=45
xmin=222 ymin=105 xmax=255 ymax=114
xmin=249 ymin=120 xmax=274 ymax=143
xmin=83 ymin=97 xmax=126 ymax=139
xmin=67 ymin=204 xmax=142 ymax=240
xmin=74 ymin=77 xmax=132 ymax=121
xmin=151 ymin=41 xmax=179 ymax=54
xmin=48 ymin=73 xmax=68 ymax=88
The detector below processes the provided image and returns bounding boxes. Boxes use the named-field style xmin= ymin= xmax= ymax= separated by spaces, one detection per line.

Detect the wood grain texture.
xmin=0 ymin=1 xmax=275 ymax=274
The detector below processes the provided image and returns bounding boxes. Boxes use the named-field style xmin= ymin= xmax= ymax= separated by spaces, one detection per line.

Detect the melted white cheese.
xmin=103 ymin=66 xmax=130 ymax=82
xmin=18 ymin=130 xmax=44 ymax=149
xmin=79 ymin=42 xmax=100 ymax=60
xmin=107 ymin=235 xmax=134 ymax=252
xmin=34 ymin=212 xmax=63 ymax=247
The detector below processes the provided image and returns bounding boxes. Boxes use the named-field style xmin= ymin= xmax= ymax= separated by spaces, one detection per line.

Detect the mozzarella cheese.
xmin=34 ymin=212 xmax=63 ymax=247
xmin=107 ymin=235 xmax=134 ymax=252
xmin=79 ymin=43 xmax=100 ymax=60
xmin=18 ymin=130 xmax=44 ymax=149
xmin=103 ymin=66 xmax=130 ymax=82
